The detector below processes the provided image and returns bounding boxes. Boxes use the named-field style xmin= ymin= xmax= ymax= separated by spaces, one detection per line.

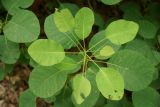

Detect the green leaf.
xmin=89 ymin=31 xmax=120 ymax=60
xmin=94 ymin=13 xmax=105 ymax=30
xmin=101 ymin=0 xmax=122 ymax=5
xmin=132 ymin=87 xmax=160 ymax=107
xmin=0 ymin=20 xmax=2 ymax=33
xmin=59 ymin=3 xmax=79 ymax=16
xmin=125 ymin=39 xmax=159 ymax=66
xmin=0 ymin=64 xmax=14 ymax=81
xmin=96 ymin=67 xmax=124 ymax=100
xmin=54 ymin=9 xmax=75 ymax=32
xmin=1 ymin=0 xmax=34 ymax=15
xmin=103 ymin=97 xmax=133 ymax=107
xmin=138 ymin=20 xmax=157 ymax=39
xmin=105 ymin=19 xmax=139 ymax=45
xmin=0 ymin=36 xmax=20 ymax=64
xmin=109 ymin=50 xmax=155 ymax=91
xmin=54 ymin=86 xmax=74 ymax=107
xmin=29 ymin=66 xmax=67 ymax=98
xmin=3 ymin=10 xmax=40 ymax=43
xmin=28 ymin=39 xmax=65 ymax=66
xmin=19 ymin=90 xmax=36 ymax=107
xmin=74 ymin=7 xmax=94 ymax=40
xmin=120 ymin=2 xmax=142 ymax=21
xmin=44 ymin=14 xmax=79 ymax=49
xmin=100 ymin=45 xmax=115 ymax=57
xmin=72 ymin=74 xmax=91 ymax=104
xmin=75 ymin=68 xmax=100 ymax=107
xmin=54 ymin=56 xmax=81 ymax=74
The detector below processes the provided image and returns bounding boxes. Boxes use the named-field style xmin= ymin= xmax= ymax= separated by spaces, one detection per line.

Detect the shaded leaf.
xmin=132 ymin=87 xmax=160 ymax=107
xmin=19 ymin=90 xmax=36 ymax=107
xmin=1 ymin=0 xmax=34 ymax=15
xmin=0 ymin=36 xmax=20 ymax=64
xmin=109 ymin=50 xmax=155 ymax=91
xmin=3 ymin=10 xmax=40 ymax=43
xmin=29 ymin=66 xmax=67 ymax=98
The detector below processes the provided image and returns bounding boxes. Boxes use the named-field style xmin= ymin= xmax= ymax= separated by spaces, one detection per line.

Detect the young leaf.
xmin=29 ymin=66 xmax=67 ymax=98
xmin=44 ymin=14 xmax=79 ymax=49
xmin=0 ymin=36 xmax=20 ymax=64
xmin=89 ymin=31 xmax=120 ymax=60
xmin=3 ymin=10 xmax=40 ymax=43
xmin=101 ymin=0 xmax=122 ymax=5
xmin=72 ymin=74 xmax=91 ymax=104
xmin=105 ymin=19 xmax=139 ymax=45
xmin=74 ymin=7 xmax=94 ymax=40
xmin=96 ymin=67 xmax=124 ymax=100
xmin=1 ymin=0 xmax=34 ymax=15
xmin=74 ymin=68 xmax=100 ymax=107
xmin=138 ymin=20 xmax=157 ymax=39
xmin=19 ymin=89 xmax=36 ymax=107
xmin=109 ymin=50 xmax=155 ymax=91
xmin=132 ymin=87 xmax=160 ymax=107
xmin=28 ymin=39 xmax=65 ymax=66
xmin=100 ymin=46 xmax=115 ymax=57
xmin=54 ymin=9 xmax=75 ymax=32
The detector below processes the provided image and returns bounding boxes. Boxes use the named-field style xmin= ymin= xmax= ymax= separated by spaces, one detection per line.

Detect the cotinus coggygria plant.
xmin=0 ymin=0 xmax=160 ymax=107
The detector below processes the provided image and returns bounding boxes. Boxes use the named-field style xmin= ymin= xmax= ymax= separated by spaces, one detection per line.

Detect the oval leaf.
xmin=44 ymin=14 xmax=79 ymax=49
xmin=0 ymin=36 xmax=20 ymax=64
xmin=106 ymin=19 xmax=139 ymax=45
xmin=89 ymin=31 xmax=120 ymax=60
xmin=101 ymin=0 xmax=122 ymax=5
xmin=138 ymin=20 xmax=157 ymax=39
xmin=54 ymin=9 xmax=75 ymax=32
xmin=72 ymin=74 xmax=91 ymax=104
xmin=109 ymin=50 xmax=155 ymax=91
xmin=29 ymin=66 xmax=67 ymax=98
xmin=1 ymin=0 xmax=34 ymax=15
xmin=96 ymin=67 xmax=124 ymax=100
xmin=19 ymin=90 xmax=36 ymax=107
xmin=100 ymin=45 xmax=115 ymax=57
xmin=28 ymin=39 xmax=65 ymax=66
xmin=3 ymin=10 xmax=40 ymax=43
xmin=74 ymin=7 xmax=94 ymax=40
xmin=132 ymin=87 xmax=160 ymax=107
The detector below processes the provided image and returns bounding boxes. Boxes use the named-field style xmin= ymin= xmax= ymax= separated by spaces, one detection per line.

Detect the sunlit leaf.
xmin=74 ymin=7 xmax=94 ymax=40
xmin=54 ymin=9 xmax=75 ymax=32
xmin=28 ymin=39 xmax=65 ymax=66
xmin=72 ymin=74 xmax=91 ymax=104
xmin=106 ymin=19 xmax=139 ymax=45
xmin=96 ymin=67 xmax=124 ymax=100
